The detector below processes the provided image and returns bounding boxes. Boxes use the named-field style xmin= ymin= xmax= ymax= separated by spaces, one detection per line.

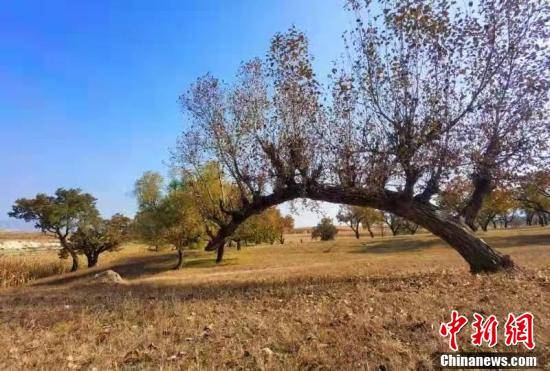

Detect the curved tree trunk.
xmin=205 ymin=186 xmax=516 ymax=273
xmin=396 ymin=202 xmax=515 ymax=273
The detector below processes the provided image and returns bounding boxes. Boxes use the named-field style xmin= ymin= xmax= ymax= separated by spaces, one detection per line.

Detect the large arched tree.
xmin=174 ymin=0 xmax=548 ymax=273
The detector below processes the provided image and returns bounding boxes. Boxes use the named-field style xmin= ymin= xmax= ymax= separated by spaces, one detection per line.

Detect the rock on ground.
xmin=92 ymin=270 xmax=125 ymax=284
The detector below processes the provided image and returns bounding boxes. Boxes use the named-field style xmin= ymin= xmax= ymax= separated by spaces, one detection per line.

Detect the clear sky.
xmin=0 ymin=1 xmax=351 ymax=230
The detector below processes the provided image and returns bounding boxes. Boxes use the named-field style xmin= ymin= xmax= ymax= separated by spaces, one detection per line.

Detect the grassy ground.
xmin=0 ymin=227 xmax=548 ymax=370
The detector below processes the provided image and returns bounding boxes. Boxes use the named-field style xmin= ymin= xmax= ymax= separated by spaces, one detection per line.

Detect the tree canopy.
xmin=173 ymin=0 xmax=548 ymax=273
xmin=337 ymin=206 xmax=382 ymax=238
xmin=134 ymin=171 xmax=164 ymax=210
xmin=70 ymin=213 xmax=132 ymax=267
xmin=8 ymin=188 xmax=99 ymax=271
xmin=312 ymin=218 xmax=338 ymax=241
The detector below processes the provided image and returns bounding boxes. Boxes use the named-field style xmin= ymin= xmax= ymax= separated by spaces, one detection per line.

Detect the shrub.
xmin=311 ymin=218 xmax=338 ymax=241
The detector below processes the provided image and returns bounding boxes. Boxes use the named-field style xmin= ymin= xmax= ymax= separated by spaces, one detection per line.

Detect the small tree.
xmin=70 ymin=214 xmax=131 ymax=267
xmin=134 ymin=207 xmax=167 ymax=251
xmin=230 ymin=208 xmax=291 ymax=247
xmin=8 ymin=188 xmax=98 ymax=271
xmin=133 ymin=171 xmax=168 ymax=251
xmin=179 ymin=162 xmax=238 ymax=263
xmin=337 ymin=206 xmax=364 ymax=239
xmin=160 ymin=189 xmax=204 ymax=269
xmin=257 ymin=208 xmax=282 ymax=244
xmin=279 ymin=214 xmax=295 ymax=244
xmin=134 ymin=172 xmax=205 ymax=269
xmin=360 ymin=208 xmax=383 ymax=238
xmin=311 ymin=218 xmax=338 ymax=241
xmin=134 ymin=171 xmax=163 ymax=210
xmin=402 ymin=220 xmax=420 ymax=235
xmin=382 ymin=213 xmax=405 ymax=236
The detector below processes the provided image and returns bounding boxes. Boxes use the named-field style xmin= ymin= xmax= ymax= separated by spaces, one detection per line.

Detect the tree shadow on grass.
xmin=353 ymin=237 xmax=443 ymax=254
xmin=34 ymin=250 xmax=236 ymax=286
xmin=5 ymin=269 xmax=456 ymax=311
xmin=481 ymin=233 xmax=550 ymax=249
xmin=353 ymin=230 xmax=550 ymax=254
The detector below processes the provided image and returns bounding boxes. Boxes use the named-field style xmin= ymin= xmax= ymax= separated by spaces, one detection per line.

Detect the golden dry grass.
xmin=0 ymin=227 xmax=548 ymax=370
xmin=0 ymin=253 xmax=68 ymax=288
xmin=0 ymin=230 xmax=55 ymax=242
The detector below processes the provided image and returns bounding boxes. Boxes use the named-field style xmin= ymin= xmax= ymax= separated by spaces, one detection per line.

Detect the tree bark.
xmin=395 ymin=202 xmax=515 ymax=273
xmin=461 ymin=171 xmax=493 ymax=231
xmin=175 ymin=249 xmax=184 ymax=269
xmin=216 ymin=243 xmax=225 ymax=263
xmin=60 ymin=237 xmax=80 ymax=272
xmin=69 ymin=249 xmax=80 ymax=271
xmin=525 ymin=211 xmax=533 ymax=226
xmin=315 ymin=187 xmax=516 ymax=272
xmin=352 ymin=225 xmax=360 ymax=239
xmin=86 ymin=252 xmax=98 ymax=268
xmin=365 ymin=222 xmax=375 ymax=238
xmin=538 ymin=212 xmax=547 ymax=226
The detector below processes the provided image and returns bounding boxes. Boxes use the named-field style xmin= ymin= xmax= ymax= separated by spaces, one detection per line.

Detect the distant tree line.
xmin=438 ymin=171 xmax=549 ymax=231
xmin=336 ymin=206 xmax=419 ymax=238
xmin=7 ymin=167 xmax=547 ymax=271
xmin=325 ymin=170 xmax=549 ymax=240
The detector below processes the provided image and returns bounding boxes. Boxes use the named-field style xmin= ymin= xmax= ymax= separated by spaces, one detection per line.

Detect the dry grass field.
xmin=0 ymin=231 xmax=55 ymax=243
xmin=0 ymin=227 xmax=548 ymax=370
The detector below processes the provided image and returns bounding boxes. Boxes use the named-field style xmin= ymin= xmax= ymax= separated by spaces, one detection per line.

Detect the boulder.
xmin=93 ymin=270 xmax=125 ymax=284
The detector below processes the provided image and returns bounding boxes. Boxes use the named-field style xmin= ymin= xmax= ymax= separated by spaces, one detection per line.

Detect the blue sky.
xmin=0 ymin=1 xmax=351 ymax=229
